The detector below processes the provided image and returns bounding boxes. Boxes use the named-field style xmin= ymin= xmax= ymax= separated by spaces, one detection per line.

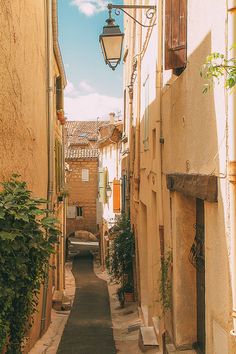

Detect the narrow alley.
xmin=57 ymin=250 xmax=116 ymax=354
xmin=2 ymin=1 xmax=236 ymax=354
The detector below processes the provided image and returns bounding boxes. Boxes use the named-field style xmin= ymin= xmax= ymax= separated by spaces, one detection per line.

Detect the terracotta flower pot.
xmin=124 ymin=292 xmax=134 ymax=302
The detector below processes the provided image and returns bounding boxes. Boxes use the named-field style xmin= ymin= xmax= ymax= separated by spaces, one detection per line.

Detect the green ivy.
xmin=159 ymin=251 xmax=172 ymax=311
xmin=201 ymin=51 xmax=236 ymax=92
xmin=0 ymin=175 xmax=60 ymax=353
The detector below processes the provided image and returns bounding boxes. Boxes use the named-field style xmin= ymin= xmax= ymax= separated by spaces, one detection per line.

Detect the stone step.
xmin=166 ymin=343 xmax=197 ymax=354
xmin=139 ymin=326 xmax=160 ymax=353
xmin=52 ymin=290 xmax=72 ymax=311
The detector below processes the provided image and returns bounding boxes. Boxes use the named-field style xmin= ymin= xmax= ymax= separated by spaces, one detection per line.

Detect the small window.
xmin=76 ymin=206 xmax=83 ymax=217
xmin=82 ymin=169 xmax=89 ymax=182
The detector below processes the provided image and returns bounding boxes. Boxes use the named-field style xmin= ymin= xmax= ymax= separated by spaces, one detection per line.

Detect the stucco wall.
xmin=123 ymin=0 xmax=236 ymax=352
xmin=0 ymin=0 xmax=49 ymax=349
xmin=162 ymin=1 xmax=233 ymax=352
xmin=0 ymin=1 xmax=66 ymax=351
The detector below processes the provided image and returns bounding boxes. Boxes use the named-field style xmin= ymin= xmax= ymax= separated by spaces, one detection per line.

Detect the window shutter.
xmin=165 ymin=0 xmax=187 ymax=70
xmin=99 ymin=168 xmax=107 ymax=204
xmin=67 ymin=206 xmax=76 ymax=218
xmin=113 ymin=179 xmax=121 ymax=213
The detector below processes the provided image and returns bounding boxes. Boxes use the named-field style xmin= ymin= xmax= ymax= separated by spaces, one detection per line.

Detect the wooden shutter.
xmin=99 ymin=168 xmax=107 ymax=204
xmin=113 ymin=179 xmax=121 ymax=213
xmin=165 ymin=0 xmax=187 ymax=70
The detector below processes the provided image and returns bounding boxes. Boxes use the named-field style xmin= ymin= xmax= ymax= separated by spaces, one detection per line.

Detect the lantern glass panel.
xmin=101 ymin=35 xmax=123 ymax=61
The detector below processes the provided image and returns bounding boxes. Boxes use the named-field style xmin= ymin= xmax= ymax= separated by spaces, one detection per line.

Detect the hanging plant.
xmin=0 ymin=174 xmax=60 ymax=353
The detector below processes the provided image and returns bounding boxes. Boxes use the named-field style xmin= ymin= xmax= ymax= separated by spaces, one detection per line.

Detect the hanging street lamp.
xmin=99 ymin=3 xmax=157 ymax=71
xmin=106 ymin=183 xmax=112 ymax=198
xmin=99 ymin=7 xmax=124 ymax=71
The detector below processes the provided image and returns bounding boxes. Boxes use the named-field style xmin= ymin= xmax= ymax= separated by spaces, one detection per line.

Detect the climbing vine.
xmin=159 ymin=251 xmax=172 ymax=311
xmin=0 ymin=175 xmax=60 ymax=353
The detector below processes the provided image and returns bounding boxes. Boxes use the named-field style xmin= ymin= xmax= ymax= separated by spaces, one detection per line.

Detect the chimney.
xmin=109 ymin=112 xmax=115 ymax=124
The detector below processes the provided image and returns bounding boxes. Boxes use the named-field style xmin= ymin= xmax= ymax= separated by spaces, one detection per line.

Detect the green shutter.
xmin=99 ymin=168 xmax=107 ymax=204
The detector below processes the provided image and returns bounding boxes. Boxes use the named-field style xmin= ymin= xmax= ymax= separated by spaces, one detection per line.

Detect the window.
xmin=82 ymin=169 xmax=89 ymax=182
xmin=76 ymin=206 xmax=83 ymax=217
xmin=165 ymin=0 xmax=187 ymax=72
xmin=56 ymin=76 xmax=63 ymax=110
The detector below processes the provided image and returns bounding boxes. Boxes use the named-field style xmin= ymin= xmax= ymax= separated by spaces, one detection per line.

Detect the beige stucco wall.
xmin=0 ymin=0 xmax=48 ymax=191
xmin=0 ymin=1 xmax=49 ymax=349
xmin=0 ymin=1 xmax=66 ymax=351
xmin=162 ymin=1 xmax=233 ymax=352
xmin=123 ymin=0 xmax=236 ymax=352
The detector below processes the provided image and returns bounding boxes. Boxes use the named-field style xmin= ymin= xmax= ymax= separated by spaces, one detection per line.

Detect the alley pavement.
xmin=57 ymin=250 xmax=116 ymax=354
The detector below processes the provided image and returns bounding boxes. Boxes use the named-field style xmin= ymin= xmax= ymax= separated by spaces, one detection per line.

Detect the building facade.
xmin=0 ymin=0 xmax=66 ymax=351
xmin=97 ymin=116 xmax=123 ymax=268
xmin=65 ymin=121 xmax=106 ymax=236
xmin=122 ymin=0 xmax=236 ymax=353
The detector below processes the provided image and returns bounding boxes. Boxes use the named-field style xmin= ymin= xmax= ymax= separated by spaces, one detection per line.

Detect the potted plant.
xmin=123 ymin=282 xmax=134 ymax=302
xmin=57 ymin=109 xmax=66 ymax=125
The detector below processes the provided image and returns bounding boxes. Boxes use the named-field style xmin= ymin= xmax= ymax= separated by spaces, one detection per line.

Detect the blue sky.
xmin=58 ymin=0 xmax=124 ymax=121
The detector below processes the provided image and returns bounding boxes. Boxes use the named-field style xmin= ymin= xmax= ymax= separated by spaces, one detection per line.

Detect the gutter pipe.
xmin=228 ymin=0 xmax=236 ymax=338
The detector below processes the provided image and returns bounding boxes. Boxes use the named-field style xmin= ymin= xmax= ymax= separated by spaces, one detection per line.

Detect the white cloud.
xmin=64 ymin=92 xmax=123 ymax=121
xmin=78 ymin=80 xmax=95 ymax=93
xmin=65 ymin=80 xmax=95 ymax=97
xmin=71 ymin=0 xmax=107 ymax=16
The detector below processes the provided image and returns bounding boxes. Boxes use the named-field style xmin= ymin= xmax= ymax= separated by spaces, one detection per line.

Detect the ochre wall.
xmin=0 ymin=1 xmax=65 ymax=351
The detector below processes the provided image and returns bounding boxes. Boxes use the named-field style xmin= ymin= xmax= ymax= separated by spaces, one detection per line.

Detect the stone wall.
xmin=66 ymin=159 xmax=98 ymax=235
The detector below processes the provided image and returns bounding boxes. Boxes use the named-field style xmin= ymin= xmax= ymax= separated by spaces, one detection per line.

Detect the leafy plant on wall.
xmin=0 ymin=175 xmax=60 ymax=353
xmin=159 ymin=250 xmax=172 ymax=311
xmin=201 ymin=50 xmax=236 ymax=92
xmin=106 ymin=213 xmax=135 ymax=291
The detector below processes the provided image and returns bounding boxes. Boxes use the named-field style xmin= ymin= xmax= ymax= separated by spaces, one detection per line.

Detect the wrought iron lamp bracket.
xmin=107 ymin=3 xmax=157 ymax=28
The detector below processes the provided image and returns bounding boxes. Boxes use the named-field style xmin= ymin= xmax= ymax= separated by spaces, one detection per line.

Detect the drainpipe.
xmin=134 ymin=10 xmax=142 ymax=203
xmin=228 ymin=0 xmax=236 ymax=338
xmin=40 ymin=0 xmax=54 ymax=336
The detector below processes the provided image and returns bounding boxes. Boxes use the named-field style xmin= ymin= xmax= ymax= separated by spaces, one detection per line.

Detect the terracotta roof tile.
xmin=65 ymin=148 xmax=99 ymax=160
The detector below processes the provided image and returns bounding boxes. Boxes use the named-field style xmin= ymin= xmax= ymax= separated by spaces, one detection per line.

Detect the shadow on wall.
xmin=139 ymin=31 xmax=231 ymax=352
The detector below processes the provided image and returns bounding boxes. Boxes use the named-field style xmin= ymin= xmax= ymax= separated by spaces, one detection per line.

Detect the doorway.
xmin=196 ymin=199 xmax=205 ymax=353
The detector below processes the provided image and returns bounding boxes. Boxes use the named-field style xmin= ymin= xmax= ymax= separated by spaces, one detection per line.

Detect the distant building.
xmin=65 ymin=121 xmax=107 ymax=235
xmin=97 ymin=113 xmax=123 ymax=268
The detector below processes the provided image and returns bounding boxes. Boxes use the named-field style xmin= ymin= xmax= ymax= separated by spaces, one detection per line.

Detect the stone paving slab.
xmin=57 ymin=250 xmax=116 ymax=354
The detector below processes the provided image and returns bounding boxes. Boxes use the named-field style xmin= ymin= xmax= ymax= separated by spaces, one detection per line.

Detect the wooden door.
xmin=196 ymin=199 xmax=205 ymax=353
